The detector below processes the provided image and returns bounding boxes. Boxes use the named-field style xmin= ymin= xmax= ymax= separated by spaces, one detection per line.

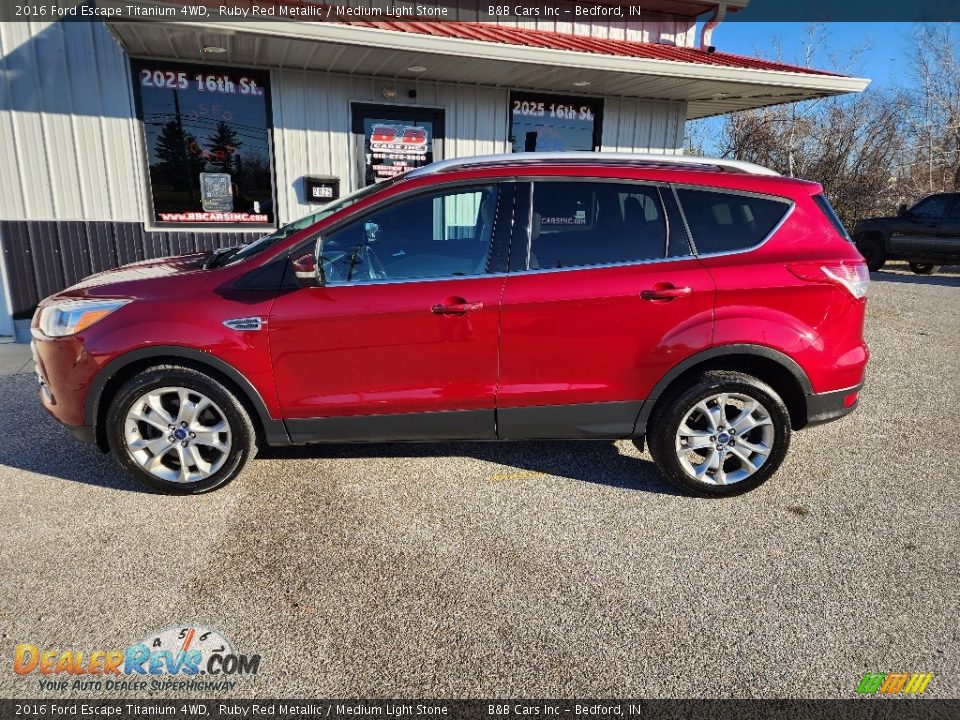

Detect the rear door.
xmin=496 ymin=179 xmax=715 ymax=439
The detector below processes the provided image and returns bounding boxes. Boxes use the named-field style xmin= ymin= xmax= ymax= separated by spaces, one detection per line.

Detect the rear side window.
xmin=527 ymin=181 xmax=683 ymax=270
xmin=675 ymin=188 xmax=791 ymax=255
xmin=813 ymin=194 xmax=852 ymax=241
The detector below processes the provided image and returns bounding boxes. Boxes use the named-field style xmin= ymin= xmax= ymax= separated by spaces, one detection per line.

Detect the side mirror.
xmin=897 ymin=203 xmax=909 ymax=217
xmin=291 ymin=253 xmax=319 ymax=288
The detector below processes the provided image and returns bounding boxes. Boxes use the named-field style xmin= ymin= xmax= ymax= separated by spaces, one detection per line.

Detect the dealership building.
xmin=0 ymin=0 xmax=868 ymax=340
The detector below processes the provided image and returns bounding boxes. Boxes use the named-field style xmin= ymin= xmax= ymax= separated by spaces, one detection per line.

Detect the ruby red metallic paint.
xmin=31 ymin=160 xmax=869 ymax=458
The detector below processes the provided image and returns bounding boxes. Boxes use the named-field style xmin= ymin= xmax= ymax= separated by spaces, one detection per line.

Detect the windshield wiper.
xmin=203 ymin=246 xmax=240 ymax=269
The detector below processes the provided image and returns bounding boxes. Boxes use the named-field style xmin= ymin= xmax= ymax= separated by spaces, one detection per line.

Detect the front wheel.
xmin=909 ymin=262 xmax=938 ymax=275
xmin=647 ymin=371 xmax=791 ymax=497
xmin=106 ymin=365 xmax=257 ymax=494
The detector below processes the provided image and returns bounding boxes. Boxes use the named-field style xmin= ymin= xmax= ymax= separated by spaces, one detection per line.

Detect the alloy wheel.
xmin=124 ymin=386 xmax=233 ymax=484
xmin=675 ymin=392 xmax=775 ymax=486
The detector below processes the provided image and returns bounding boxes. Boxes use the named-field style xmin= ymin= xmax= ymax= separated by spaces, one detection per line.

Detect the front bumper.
xmin=31 ymin=333 xmax=101 ymax=430
xmin=805 ymin=383 xmax=863 ymax=427
xmin=32 ymin=335 xmax=103 ymax=448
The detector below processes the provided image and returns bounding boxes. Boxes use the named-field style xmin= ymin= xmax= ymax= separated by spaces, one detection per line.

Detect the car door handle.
xmin=431 ymin=298 xmax=483 ymax=314
xmin=641 ymin=285 xmax=692 ymax=301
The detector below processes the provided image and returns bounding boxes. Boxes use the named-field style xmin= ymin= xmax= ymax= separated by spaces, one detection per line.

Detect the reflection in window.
xmin=320 ymin=186 xmax=498 ymax=282
xmin=528 ymin=182 xmax=675 ymax=269
xmin=510 ymin=92 xmax=602 ymax=153
xmin=675 ymin=188 xmax=790 ymax=254
xmin=132 ymin=61 xmax=274 ymax=226
xmin=911 ymin=195 xmax=953 ymax=220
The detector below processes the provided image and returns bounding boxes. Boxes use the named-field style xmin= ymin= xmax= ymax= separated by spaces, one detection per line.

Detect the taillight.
xmin=786 ymin=261 xmax=869 ymax=299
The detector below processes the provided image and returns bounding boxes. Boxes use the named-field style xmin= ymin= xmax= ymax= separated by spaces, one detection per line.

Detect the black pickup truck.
xmin=853 ymin=192 xmax=960 ymax=275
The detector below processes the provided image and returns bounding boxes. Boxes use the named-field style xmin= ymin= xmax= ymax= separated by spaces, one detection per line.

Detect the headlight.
xmin=38 ymin=299 xmax=131 ymax=337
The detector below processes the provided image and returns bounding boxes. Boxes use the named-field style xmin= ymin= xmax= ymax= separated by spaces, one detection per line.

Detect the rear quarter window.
xmin=675 ymin=188 xmax=791 ymax=255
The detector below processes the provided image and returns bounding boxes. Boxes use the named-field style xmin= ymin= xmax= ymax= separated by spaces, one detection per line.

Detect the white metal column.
xmin=0 ymin=228 xmax=15 ymax=338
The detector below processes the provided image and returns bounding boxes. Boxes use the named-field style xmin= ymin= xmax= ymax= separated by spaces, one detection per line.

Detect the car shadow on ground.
xmin=0 ymin=371 xmax=678 ymax=496
xmin=871 ymin=266 xmax=960 ymax=287
xmin=259 ymin=440 xmax=683 ymax=496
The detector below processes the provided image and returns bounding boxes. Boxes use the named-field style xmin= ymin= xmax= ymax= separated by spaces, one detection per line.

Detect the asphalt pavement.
xmin=0 ymin=263 xmax=958 ymax=699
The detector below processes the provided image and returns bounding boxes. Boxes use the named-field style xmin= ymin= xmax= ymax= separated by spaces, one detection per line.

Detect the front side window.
xmin=132 ymin=60 xmax=275 ymax=227
xmin=911 ymin=194 xmax=953 ymax=220
xmin=319 ymin=186 xmax=498 ymax=283
xmin=527 ymin=182 xmax=676 ymax=269
xmin=675 ymin=188 xmax=791 ymax=255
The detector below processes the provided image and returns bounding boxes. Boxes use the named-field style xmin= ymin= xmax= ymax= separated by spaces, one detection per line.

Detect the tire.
xmin=647 ymin=371 xmax=791 ymax=498
xmin=106 ymin=365 xmax=257 ymax=494
xmin=909 ymin=262 xmax=938 ymax=275
xmin=856 ymin=235 xmax=887 ymax=272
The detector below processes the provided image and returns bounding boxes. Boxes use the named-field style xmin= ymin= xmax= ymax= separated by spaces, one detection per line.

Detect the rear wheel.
xmin=909 ymin=262 xmax=938 ymax=275
xmin=648 ymin=371 xmax=791 ymax=497
xmin=106 ymin=366 xmax=257 ymax=494
xmin=856 ymin=235 xmax=887 ymax=272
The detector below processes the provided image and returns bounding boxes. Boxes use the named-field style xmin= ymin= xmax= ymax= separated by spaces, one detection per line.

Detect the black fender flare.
xmin=84 ymin=346 xmax=290 ymax=446
xmin=632 ymin=344 xmax=813 ymax=435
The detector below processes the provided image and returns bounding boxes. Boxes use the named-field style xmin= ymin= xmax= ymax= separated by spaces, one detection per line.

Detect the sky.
xmin=706 ymin=22 xmax=918 ymax=91
xmin=689 ymin=22 xmax=921 ymax=152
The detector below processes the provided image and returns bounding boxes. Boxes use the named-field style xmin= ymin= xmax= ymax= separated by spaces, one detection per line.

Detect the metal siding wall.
xmin=0 ymin=220 xmax=263 ymax=318
xmin=271 ymin=71 xmax=515 ymax=225
xmin=272 ymin=70 xmax=687 ymax=224
xmin=0 ymin=21 xmax=144 ymax=223
xmin=601 ymin=97 xmax=686 ymax=154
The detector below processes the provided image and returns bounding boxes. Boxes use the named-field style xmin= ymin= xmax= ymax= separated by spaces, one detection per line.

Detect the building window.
xmin=131 ymin=60 xmax=275 ymax=227
xmin=509 ymin=91 xmax=602 ymax=153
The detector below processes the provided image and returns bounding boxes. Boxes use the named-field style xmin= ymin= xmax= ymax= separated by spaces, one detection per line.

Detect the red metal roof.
xmin=341 ymin=20 xmax=841 ymax=78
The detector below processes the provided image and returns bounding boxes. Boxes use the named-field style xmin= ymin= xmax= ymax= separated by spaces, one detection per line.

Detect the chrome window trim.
xmin=302 ymin=178 xmax=796 ymax=287
xmin=320 ymin=272 xmax=509 ymax=288
xmin=502 ymin=255 xmax=698 ymax=278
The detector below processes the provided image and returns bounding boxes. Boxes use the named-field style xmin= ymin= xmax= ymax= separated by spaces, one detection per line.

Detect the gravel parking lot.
xmin=1 ymin=263 xmax=958 ymax=700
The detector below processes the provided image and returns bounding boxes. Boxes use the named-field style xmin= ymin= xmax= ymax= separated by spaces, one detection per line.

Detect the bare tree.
xmin=686 ymin=23 xmax=960 ymax=226
xmin=902 ymin=24 xmax=960 ymax=198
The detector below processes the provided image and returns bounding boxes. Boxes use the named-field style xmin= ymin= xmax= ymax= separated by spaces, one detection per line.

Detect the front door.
xmin=269 ymin=183 xmax=509 ymax=443
xmin=497 ymin=180 xmax=715 ymax=438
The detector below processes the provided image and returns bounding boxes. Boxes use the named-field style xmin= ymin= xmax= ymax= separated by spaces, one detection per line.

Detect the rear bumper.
xmin=805 ymin=383 xmax=863 ymax=427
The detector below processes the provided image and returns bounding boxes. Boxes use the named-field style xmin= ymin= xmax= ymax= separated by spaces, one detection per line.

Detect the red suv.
xmin=31 ymin=153 xmax=869 ymax=497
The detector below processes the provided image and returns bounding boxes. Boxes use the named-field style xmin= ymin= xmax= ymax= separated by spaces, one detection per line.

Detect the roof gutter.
xmin=132 ymin=19 xmax=870 ymax=95
xmin=699 ymin=2 xmax=727 ymax=51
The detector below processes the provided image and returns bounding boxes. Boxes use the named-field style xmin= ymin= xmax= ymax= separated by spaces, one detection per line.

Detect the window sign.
xmin=132 ymin=60 xmax=275 ymax=226
xmin=510 ymin=91 xmax=603 ymax=153
xmin=364 ymin=120 xmax=434 ymax=184
xmin=353 ymin=104 xmax=444 ymax=187
xmin=200 ymin=172 xmax=233 ymax=212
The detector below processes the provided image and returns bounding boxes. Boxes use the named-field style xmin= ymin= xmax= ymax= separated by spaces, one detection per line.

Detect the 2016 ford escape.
xmin=31 ymin=153 xmax=870 ymax=496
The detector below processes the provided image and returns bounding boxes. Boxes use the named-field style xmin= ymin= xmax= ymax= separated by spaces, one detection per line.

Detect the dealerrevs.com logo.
xmin=13 ymin=625 xmax=260 ymax=693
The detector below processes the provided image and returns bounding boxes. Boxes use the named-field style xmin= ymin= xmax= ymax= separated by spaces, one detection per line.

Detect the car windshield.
xmin=219 ymin=179 xmax=401 ymax=266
